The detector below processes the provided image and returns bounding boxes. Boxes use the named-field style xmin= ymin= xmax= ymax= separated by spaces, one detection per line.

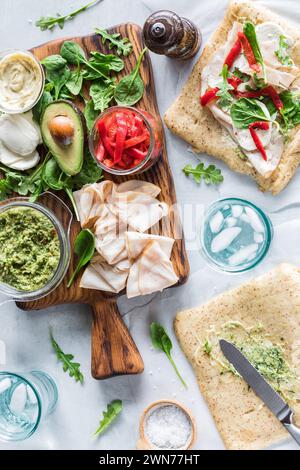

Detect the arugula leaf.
xmin=0 ymin=178 xmax=13 ymax=201
xmin=216 ymin=65 xmax=234 ymax=110
xmin=36 ymin=0 xmax=101 ymax=31
xmin=114 ymin=47 xmax=147 ymax=106
xmin=182 ymin=163 xmax=224 ymax=185
xmin=150 ymin=322 xmax=187 ymax=388
xmin=67 ymin=229 xmax=95 ymax=287
xmin=230 ymin=98 xmax=270 ymax=129
xmin=93 ymin=400 xmax=123 ymax=437
xmin=84 ymin=100 xmax=99 ymax=131
xmin=90 ymin=80 xmax=115 ymax=111
xmin=50 ymin=329 xmax=84 ymax=384
xmin=275 ymin=35 xmax=293 ymax=67
xmin=96 ymin=29 xmax=133 ymax=57
xmin=243 ymin=22 xmax=265 ymax=73
xmin=41 ymin=54 xmax=67 ymax=71
xmin=232 ymin=68 xmax=250 ymax=82
xmin=61 ymin=41 xmax=109 ymax=81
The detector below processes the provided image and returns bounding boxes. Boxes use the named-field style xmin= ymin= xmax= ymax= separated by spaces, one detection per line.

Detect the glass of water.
xmin=0 ymin=370 xmax=58 ymax=441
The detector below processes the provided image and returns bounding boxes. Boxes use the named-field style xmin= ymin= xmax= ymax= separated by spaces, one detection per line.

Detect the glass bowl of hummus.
xmin=0 ymin=193 xmax=72 ymax=301
xmin=0 ymin=50 xmax=45 ymax=114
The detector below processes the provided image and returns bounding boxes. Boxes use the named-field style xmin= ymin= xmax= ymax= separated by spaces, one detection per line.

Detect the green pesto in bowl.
xmin=0 ymin=207 xmax=61 ymax=291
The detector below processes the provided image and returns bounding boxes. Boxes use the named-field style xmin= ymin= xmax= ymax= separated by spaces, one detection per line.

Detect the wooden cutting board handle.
xmin=91 ymin=299 xmax=144 ymax=379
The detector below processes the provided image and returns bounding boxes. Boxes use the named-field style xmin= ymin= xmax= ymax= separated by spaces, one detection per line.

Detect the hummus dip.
xmin=0 ymin=51 xmax=44 ymax=113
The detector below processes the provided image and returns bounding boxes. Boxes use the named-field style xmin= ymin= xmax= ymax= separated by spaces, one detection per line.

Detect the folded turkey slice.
xmin=126 ymin=241 xmax=178 ymax=298
xmin=114 ymin=180 xmax=161 ymax=198
xmin=80 ymin=255 xmax=129 ymax=293
xmin=73 ymin=181 xmax=115 ymax=228
xmin=125 ymin=231 xmax=175 ymax=259
xmin=108 ymin=192 xmax=169 ymax=233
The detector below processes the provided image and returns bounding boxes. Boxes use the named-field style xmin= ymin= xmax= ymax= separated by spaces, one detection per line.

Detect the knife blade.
xmin=219 ymin=339 xmax=300 ymax=446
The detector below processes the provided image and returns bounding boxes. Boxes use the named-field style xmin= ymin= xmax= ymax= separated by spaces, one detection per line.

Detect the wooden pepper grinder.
xmin=143 ymin=10 xmax=201 ymax=60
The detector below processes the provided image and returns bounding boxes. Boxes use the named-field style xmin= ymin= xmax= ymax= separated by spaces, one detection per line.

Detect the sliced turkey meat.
xmin=125 ymin=231 xmax=175 ymax=260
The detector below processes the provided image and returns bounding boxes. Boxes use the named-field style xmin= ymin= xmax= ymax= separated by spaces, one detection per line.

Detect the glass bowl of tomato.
xmin=90 ymin=106 xmax=162 ymax=175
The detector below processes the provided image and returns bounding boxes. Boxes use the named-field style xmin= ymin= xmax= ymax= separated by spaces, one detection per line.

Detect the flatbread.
xmin=174 ymin=264 xmax=300 ymax=450
xmin=164 ymin=1 xmax=300 ymax=194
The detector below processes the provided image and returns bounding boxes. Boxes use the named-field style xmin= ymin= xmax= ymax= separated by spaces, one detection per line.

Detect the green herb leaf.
xmin=114 ymin=47 xmax=147 ymax=106
xmin=93 ymin=400 xmax=123 ymax=437
xmin=275 ymin=35 xmax=293 ymax=67
xmin=216 ymin=64 xmax=234 ymax=110
xmin=32 ymin=90 xmax=53 ymax=123
xmin=150 ymin=322 xmax=187 ymax=388
xmin=36 ymin=0 xmax=101 ymax=31
xmin=280 ymin=90 xmax=300 ymax=129
xmin=50 ymin=329 xmax=84 ymax=384
xmin=84 ymin=99 xmax=99 ymax=131
xmin=60 ymin=41 xmax=87 ymax=65
xmin=230 ymin=98 xmax=270 ymax=129
xmin=232 ymin=68 xmax=251 ymax=82
xmin=41 ymin=54 xmax=67 ymax=71
xmin=67 ymin=229 xmax=95 ymax=287
xmin=243 ymin=22 xmax=265 ymax=75
xmin=45 ymin=65 xmax=71 ymax=100
xmin=89 ymin=52 xmax=124 ymax=72
xmin=182 ymin=163 xmax=224 ymax=185
xmin=65 ymin=69 xmax=84 ymax=96
xmin=90 ymin=80 xmax=115 ymax=111
xmin=72 ymin=149 xmax=103 ymax=188
xmin=96 ymin=29 xmax=133 ymax=57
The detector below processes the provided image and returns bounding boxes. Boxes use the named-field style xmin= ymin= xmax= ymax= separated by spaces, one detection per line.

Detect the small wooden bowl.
xmin=137 ymin=399 xmax=197 ymax=450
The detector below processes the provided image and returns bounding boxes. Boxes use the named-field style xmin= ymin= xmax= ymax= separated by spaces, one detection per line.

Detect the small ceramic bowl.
xmin=137 ymin=399 xmax=196 ymax=450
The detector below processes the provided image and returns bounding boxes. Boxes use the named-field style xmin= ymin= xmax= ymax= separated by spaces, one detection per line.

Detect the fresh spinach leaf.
xmin=60 ymin=41 xmax=87 ymax=65
xmin=93 ymin=400 xmax=123 ymax=437
xmin=96 ymin=29 xmax=133 ymax=57
xmin=243 ymin=22 xmax=264 ymax=71
xmin=32 ymin=90 xmax=53 ymax=123
xmin=65 ymin=69 xmax=84 ymax=96
xmin=90 ymin=52 xmax=124 ymax=72
xmin=150 ymin=322 xmax=187 ymax=388
xmin=84 ymin=100 xmax=99 ymax=131
xmin=67 ymin=229 xmax=95 ymax=287
xmin=230 ymin=98 xmax=270 ymax=129
xmin=41 ymin=54 xmax=67 ymax=71
xmin=72 ymin=150 xmax=103 ymax=189
xmin=183 ymin=163 xmax=224 ymax=185
xmin=114 ymin=47 xmax=147 ymax=106
xmin=45 ymin=65 xmax=71 ymax=100
xmin=90 ymin=80 xmax=115 ymax=111
xmin=280 ymin=90 xmax=300 ymax=128
xmin=275 ymin=35 xmax=293 ymax=67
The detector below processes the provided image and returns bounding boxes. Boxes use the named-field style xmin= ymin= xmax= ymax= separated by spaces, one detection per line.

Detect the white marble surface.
xmin=0 ymin=0 xmax=300 ymax=450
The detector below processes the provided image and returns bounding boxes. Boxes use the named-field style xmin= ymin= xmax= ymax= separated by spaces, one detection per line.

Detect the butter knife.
xmin=219 ymin=339 xmax=300 ymax=446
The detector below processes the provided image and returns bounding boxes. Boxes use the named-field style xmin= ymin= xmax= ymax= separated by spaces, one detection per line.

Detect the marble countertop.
xmin=0 ymin=0 xmax=300 ymax=450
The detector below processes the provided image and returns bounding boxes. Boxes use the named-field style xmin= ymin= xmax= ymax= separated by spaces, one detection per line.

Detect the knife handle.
xmin=282 ymin=410 xmax=300 ymax=446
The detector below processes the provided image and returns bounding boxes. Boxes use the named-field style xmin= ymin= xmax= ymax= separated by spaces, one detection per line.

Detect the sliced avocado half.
xmin=41 ymin=100 xmax=85 ymax=176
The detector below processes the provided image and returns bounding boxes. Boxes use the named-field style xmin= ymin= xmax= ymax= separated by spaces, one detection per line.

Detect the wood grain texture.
xmin=13 ymin=24 xmax=189 ymax=379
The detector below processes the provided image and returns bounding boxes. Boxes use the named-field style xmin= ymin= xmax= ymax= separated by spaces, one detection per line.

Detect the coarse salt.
xmin=144 ymin=404 xmax=192 ymax=450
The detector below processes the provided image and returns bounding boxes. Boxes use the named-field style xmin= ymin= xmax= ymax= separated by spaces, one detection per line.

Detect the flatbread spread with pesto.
xmin=164 ymin=1 xmax=300 ymax=194
xmin=174 ymin=264 xmax=300 ymax=450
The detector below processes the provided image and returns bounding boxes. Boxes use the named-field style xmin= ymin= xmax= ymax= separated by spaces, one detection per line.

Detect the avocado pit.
xmin=48 ymin=115 xmax=75 ymax=146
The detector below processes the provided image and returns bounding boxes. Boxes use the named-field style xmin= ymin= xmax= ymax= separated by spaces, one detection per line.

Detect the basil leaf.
xmin=230 ymin=98 xmax=270 ymax=129
xmin=83 ymin=100 xmax=99 ymax=131
xmin=60 ymin=41 xmax=87 ymax=64
xmin=41 ymin=54 xmax=67 ymax=71
xmin=114 ymin=47 xmax=147 ymax=106
xmin=93 ymin=400 xmax=123 ymax=437
xmin=89 ymin=81 xmax=115 ymax=111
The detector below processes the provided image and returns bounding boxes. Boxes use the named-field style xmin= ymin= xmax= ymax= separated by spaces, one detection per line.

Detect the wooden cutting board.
xmin=15 ymin=24 xmax=189 ymax=379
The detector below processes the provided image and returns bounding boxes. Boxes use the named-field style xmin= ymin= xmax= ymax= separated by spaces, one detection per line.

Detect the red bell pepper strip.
xmin=238 ymin=32 xmax=261 ymax=73
xmin=224 ymin=38 xmax=242 ymax=69
xmin=126 ymin=147 xmax=148 ymax=160
xmin=97 ymin=120 xmax=115 ymax=159
xmin=114 ymin=114 xmax=128 ymax=164
xmin=227 ymin=76 xmax=242 ymax=92
xmin=249 ymin=121 xmax=270 ymax=161
xmin=235 ymin=85 xmax=283 ymax=111
xmin=200 ymin=87 xmax=219 ymax=106
xmin=95 ymin=140 xmax=105 ymax=162
xmin=124 ymin=132 xmax=149 ymax=149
